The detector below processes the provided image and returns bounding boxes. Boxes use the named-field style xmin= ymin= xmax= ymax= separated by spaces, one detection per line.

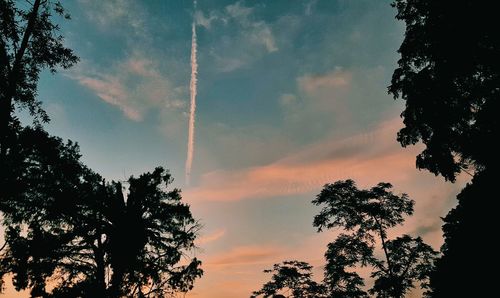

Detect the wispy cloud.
xmin=224 ymin=1 xmax=277 ymax=52
xmin=305 ymin=0 xmax=318 ymax=16
xmin=70 ymin=54 xmax=184 ymax=121
xmin=225 ymin=1 xmax=254 ymax=19
xmin=207 ymin=245 xmax=283 ymax=267
xmin=196 ymin=1 xmax=278 ymax=72
xmin=77 ymin=75 xmax=141 ymax=120
xmin=196 ymin=229 xmax=226 ymax=246
xmin=78 ymin=0 xmax=146 ymax=36
xmin=298 ymin=69 xmax=352 ymax=93
xmin=195 ymin=10 xmax=219 ymax=29
xmin=186 ymin=118 xmax=465 ymax=203
xmin=186 ymin=119 xmax=397 ymax=201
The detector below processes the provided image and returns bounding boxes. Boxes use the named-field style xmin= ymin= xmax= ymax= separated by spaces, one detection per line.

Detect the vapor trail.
xmin=185 ymin=5 xmax=198 ymax=185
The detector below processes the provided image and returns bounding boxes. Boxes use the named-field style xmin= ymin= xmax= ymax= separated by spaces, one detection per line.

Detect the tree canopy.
xmin=390 ymin=1 xmax=498 ymax=296
xmin=1 ymin=2 xmax=203 ymax=296
xmin=389 ymin=0 xmax=499 ymax=181
xmin=313 ymin=180 xmax=437 ymax=297
xmin=0 ymin=122 xmax=202 ymax=297
xmin=0 ymin=0 xmax=77 ymax=127
xmin=427 ymin=169 xmax=494 ymax=297
xmin=251 ymin=260 xmax=326 ymax=298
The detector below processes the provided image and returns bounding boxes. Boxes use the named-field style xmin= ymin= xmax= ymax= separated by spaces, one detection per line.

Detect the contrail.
xmin=185 ymin=1 xmax=198 ymax=185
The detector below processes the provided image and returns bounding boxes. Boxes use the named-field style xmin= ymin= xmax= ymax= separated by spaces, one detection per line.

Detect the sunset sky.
xmin=7 ymin=0 xmax=468 ymax=297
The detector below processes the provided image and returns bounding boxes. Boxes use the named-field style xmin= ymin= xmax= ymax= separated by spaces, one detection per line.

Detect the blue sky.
xmin=8 ymin=1 xmax=468 ymax=297
xmin=36 ymin=0 xmax=403 ymax=182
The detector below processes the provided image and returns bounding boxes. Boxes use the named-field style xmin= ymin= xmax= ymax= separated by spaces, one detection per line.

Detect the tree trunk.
xmin=0 ymin=0 xmax=41 ymax=163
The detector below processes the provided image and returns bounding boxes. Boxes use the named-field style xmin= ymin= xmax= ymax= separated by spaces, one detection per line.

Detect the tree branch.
xmin=374 ymin=217 xmax=393 ymax=276
xmin=10 ymin=0 xmax=41 ymax=84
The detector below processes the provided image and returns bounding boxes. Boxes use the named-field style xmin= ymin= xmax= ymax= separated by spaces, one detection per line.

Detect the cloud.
xmin=276 ymin=66 xmax=397 ymax=145
xmin=225 ymin=2 xmax=254 ymax=19
xmin=196 ymin=1 xmax=278 ymax=72
xmin=210 ymin=54 xmax=246 ymax=73
xmin=249 ymin=24 xmax=278 ymax=53
xmin=78 ymin=0 xmax=146 ymax=35
xmin=186 ymin=118 xmax=400 ymax=201
xmin=70 ymin=54 xmax=184 ymax=121
xmin=298 ymin=69 xmax=352 ymax=93
xmin=224 ymin=2 xmax=277 ymax=53
xmin=305 ymin=0 xmax=318 ymax=16
xmin=196 ymin=229 xmax=226 ymax=246
xmin=195 ymin=10 xmax=219 ymax=29
xmin=77 ymin=75 xmax=141 ymax=120
xmin=207 ymin=245 xmax=283 ymax=267
xmin=185 ymin=117 xmax=467 ymax=203
xmin=279 ymin=93 xmax=298 ymax=106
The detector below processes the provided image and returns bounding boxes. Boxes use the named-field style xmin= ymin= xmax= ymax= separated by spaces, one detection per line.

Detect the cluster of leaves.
xmin=0 ymin=0 xmax=77 ymax=126
xmin=314 ymin=180 xmax=437 ymax=298
xmin=251 ymin=260 xmax=327 ymax=298
xmin=389 ymin=0 xmax=499 ymax=181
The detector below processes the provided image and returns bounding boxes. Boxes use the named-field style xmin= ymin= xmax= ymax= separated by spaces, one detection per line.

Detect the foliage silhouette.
xmin=389 ymin=0 xmax=499 ymax=181
xmin=313 ymin=180 xmax=437 ymax=297
xmin=0 ymin=0 xmax=79 ymax=262
xmin=390 ymin=1 xmax=498 ymax=296
xmin=0 ymin=119 xmax=101 ymax=294
xmin=0 ymin=123 xmax=202 ymax=297
xmin=0 ymin=2 xmax=203 ymax=296
xmin=322 ymin=234 xmax=370 ymax=298
xmin=104 ymin=168 xmax=202 ymax=297
xmin=427 ymin=169 xmax=494 ymax=297
xmin=0 ymin=119 xmax=91 ymax=223
xmin=0 ymin=0 xmax=77 ymax=129
xmin=251 ymin=260 xmax=327 ymax=298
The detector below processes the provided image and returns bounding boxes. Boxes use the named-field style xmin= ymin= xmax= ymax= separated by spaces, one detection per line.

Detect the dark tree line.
xmin=1 ymin=128 xmax=202 ymax=296
xmin=0 ymin=1 xmax=202 ymax=296
xmin=2 ymin=0 xmax=497 ymax=297
xmin=0 ymin=0 xmax=77 ymax=154
xmin=0 ymin=122 xmax=203 ymax=297
xmin=390 ymin=0 xmax=498 ymax=296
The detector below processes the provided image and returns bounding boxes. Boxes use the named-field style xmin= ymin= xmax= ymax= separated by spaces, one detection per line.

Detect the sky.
xmin=5 ymin=0 xmax=469 ymax=297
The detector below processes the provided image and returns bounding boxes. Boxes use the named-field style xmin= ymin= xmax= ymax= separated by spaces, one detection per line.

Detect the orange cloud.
xmin=207 ymin=245 xmax=284 ymax=267
xmin=196 ymin=228 xmax=226 ymax=246
xmin=298 ymin=69 xmax=352 ymax=92
xmin=186 ymin=118 xmax=418 ymax=202
xmin=186 ymin=117 xmax=468 ymax=298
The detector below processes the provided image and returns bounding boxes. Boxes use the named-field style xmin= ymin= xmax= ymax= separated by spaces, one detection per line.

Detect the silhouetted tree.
xmin=0 ymin=126 xmax=202 ymax=297
xmin=0 ymin=119 xmax=91 ymax=222
xmin=427 ymin=169 xmax=494 ymax=298
xmin=0 ymin=0 xmax=77 ymax=129
xmin=322 ymin=235 xmax=370 ymax=298
xmin=0 ymin=2 xmax=203 ymax=296
xmin=389 ymin=0 xmax=498 ymax=181
xmin=389 ymin=1 xmax=498 ymax=296
xmin=252 ymin=260 xmax=327 ymax=298
xmin=0 ymin=120 xmax=103 ymax=295
xmin=0 ymin=1 xmax=79 ymax=248
xmin=104 ymin=168 xmax=203 ymax=297
xmin=313 ymin=180 xmax=437 ymax=298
